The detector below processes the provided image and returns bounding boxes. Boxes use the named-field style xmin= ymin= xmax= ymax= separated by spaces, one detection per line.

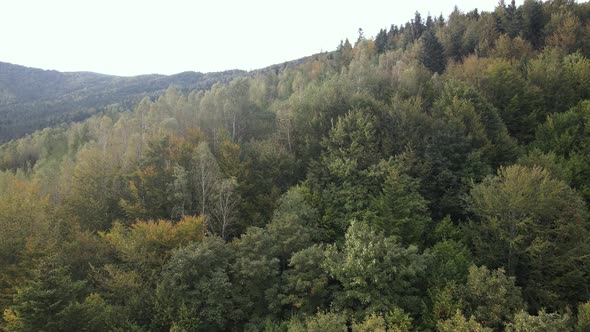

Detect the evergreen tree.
xmin=411 ymin=11 xmax=425 ymax=41
xmin=496 ymin=0 xmax=522 ymax=38
xmin=375 ymin=28 xmax=388 ymax=54
xmin=521 ymin=0 xmax=545 ymax=49
xmin=421 ymin=30 xmax=446 ymax=74
xmin=8 ymin=260 xmax=87 ymax=331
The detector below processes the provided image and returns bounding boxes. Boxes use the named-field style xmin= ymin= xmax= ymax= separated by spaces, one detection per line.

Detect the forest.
xmin=0 ymin=61 xmax=245 ymax=142
xmin=1 ymin=0 xmax=590 ymax=330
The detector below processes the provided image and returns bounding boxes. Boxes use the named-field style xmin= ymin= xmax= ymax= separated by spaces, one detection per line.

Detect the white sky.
xmin=1 ymin=0 xmax=515 ymax=76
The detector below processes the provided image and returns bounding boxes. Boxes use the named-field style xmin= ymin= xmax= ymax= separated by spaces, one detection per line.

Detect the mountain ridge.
xmin=0 ymin=53 xmax=318 ymax=142
xmin=0 ymin=60 xmax=247 ymax=142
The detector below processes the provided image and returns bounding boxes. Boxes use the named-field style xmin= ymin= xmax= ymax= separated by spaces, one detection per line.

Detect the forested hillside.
xmin=2 ymin=0 xmax=590 ymax=331
xmin=0 ymin=61 xmax=245 ymax=142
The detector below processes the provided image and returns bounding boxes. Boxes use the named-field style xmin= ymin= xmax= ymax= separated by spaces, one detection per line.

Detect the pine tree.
xmin=421 ymin=30 xmax=446 ymax=74
xmin=375 ymin=28 xmax=388 ymax=54
xmin=9 ymin=260 xmax=87 ymax=331
xmin=426 ymin=15 xmax=434 ymax=30
xmin=521 ymin=0 xmax=545 ymax=49
xmin=412 ymin=11 xmax=425 ymax=41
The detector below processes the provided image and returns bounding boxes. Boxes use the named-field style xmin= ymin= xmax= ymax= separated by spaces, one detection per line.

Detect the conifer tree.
xmin=421 ymin=30 xmax=446 ymax=73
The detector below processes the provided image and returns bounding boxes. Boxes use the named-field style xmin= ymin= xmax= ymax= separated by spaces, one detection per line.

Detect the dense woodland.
xmin=2 ymin=0 xmax=590 ymax=330
xmin=0 ymin=61 xmax=245 ymax=142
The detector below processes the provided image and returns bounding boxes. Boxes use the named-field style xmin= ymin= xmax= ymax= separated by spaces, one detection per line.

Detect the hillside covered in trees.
xmin=0 ymin=61 xmax=245 ymax=142
xmin=2 ymin=0 xmax=590 ymax=330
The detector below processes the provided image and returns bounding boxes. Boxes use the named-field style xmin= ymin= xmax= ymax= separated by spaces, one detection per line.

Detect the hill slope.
xmin=0 ymin=61 xmax=245 ymax=141
xmin=2 ymin=0 xmax=590 ymax=330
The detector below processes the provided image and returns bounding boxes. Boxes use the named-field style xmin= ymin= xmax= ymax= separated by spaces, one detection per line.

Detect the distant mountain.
xmin=0 ymin=61 xmax=246 ymax=142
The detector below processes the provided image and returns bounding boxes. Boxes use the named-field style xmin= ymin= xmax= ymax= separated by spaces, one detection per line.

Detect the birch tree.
xmin=192 ymin=142 xmax=220 ymax=217
xmin=212 ymin=177 xmax=239 ymax=239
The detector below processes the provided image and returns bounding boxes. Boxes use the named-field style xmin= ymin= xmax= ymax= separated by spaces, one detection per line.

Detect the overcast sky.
xmin=1 ymin=0 xmax=520 ymax=76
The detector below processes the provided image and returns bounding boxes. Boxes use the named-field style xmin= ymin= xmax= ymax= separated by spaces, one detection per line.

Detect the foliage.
xmin=2 ymin=1 xmax=590 ymax=329
xmin=287 ymin=311 xmax=348 ymax=332
xmin=100 ymin=216 xmax=205 ymax=268
xmin=5 ymin=260 xmax=88 ymax=331
xmin=460 ymin=265 xmax=524 ymax=330
xmin=156 ymin=237 xmax=234 ymax=331
xmin=437 ymin=310 xmax=492 ymax=332
xmin=577 ymin=301 xmax=590 ymax=332
xmin=323 ymin=221 xmax=428 ymax=319
xmin=468 ymin=165 xmax=590 ymax=311
xmin=505 ymin=309 xmax=572 ymax=332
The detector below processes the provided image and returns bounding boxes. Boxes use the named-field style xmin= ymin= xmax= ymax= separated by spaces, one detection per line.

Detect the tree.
xmin=492 ymin=35 xmax=534 ymax=62
xmin=65 ymin=144 xmax=124 ymax=231
xmin=337 ymin=39 xmax=354 ymax=68
xmin=411 ymin=11 xmax=425 ymax=41
xmin=481 ymin=58 xmax=542 ymax=143
xmin=223 ymin=78 xmax=252 ymax=143
xmin=237 ymin=139 xmax=299 ymax=228
xmin=156 ymin=237 xmax=234 ymax=331
xmin=90 ymin=264 xmax=152 ymax=329
xmin=533 ymin=101 xmax=590 ymax=203
xmin=528 ymin=48 xmax=578 ymax=115
xmin=421 ymin=30 xmax=446 ymax=74
xmin=266 ymin=186 xmax=319 ymax=266
xmin=375 ymin=29 xmax=388 ymax=54
xmin=468 ymin=165 xmax=590 ymax=310
xmin=44 ymin=293 xmax=125 ymax=332
xmin=366 ymin=161 xmax=431 ymax=245
xmin=0 ymin=177 xmax=54 ymax=312
xmin=521 ymin=0 xmax=545 ymax=49
xmin=120 ymin=136 xmax=179 ymax=220
xmin=460 ymin=265 xmax=524 ymax=330
xmin=310 ymin=108 xmax=383 ymax=238
xmin=533 ymin=103 xmax=586 ymax=157
xmin=211 ymin=177 xmax=240 ymax=239
xmin=429 ymin=284 xmax=464 ymax=328
xmin=420 ymin=89 xmax=495 ymax=219
xmin=100 ymin=216 xmax=205 ymax=270
xmin=546 ymin=11 xmax=581 ymax=53
xmin=356 ymin=28 xmax=365 ymax=46
xmin=385 ymin=307 xmax=414 ymax=332
xmin=437 ymin=310 xmax=492 ymax=332
xmin=506 ymin=310 xmax=572 ymax=332
xmin=280 ymin=245 xmax=332 ymax=316
xmin=230 ymin=227 xmax=281 ymax=328
xmin=192 ymin=142 xmax=220 ymax=216
xmin=576 ymin=301 xmax=590 ymax=332
xmin=425 ymin=218 xmax=473 ymax=289
xmin=215 ymin=138 xmax=242 ymax=178
xmin=167 ymin=165 xmax=190 ymax=218
xmin=321 ymin=109 xmax=380 ymax=173
xmin=495 ymin=0 xmax=522 ymax=38
xmin=352 ymin=314 xmax=387 ymax=332
xmin=350 ymin=309 xmax=414 ymax=332
xmin=7 ymin=260 xmax=87 ymax=331
xmin=287 ymin=311 xmax=348 ymax=332
xmin=324 ymin=221 xmax=428 ymax=319
xmin=442 ymin=7 xmax=468 ymax=61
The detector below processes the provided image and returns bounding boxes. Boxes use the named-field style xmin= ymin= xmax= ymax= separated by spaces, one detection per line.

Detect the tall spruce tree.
xmin=421 ymin=30 xmax=446 ymax=74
